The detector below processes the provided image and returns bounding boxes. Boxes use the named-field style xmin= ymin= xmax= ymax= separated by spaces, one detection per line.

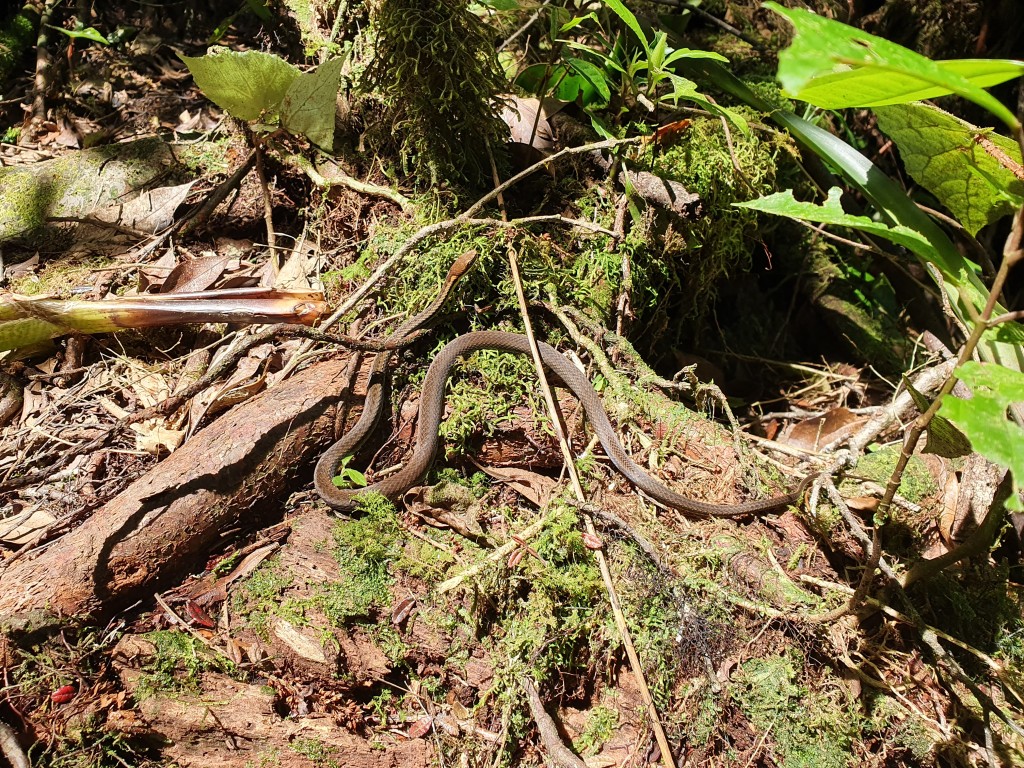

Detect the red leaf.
xmin=185 ymin=600 xmax=216 ymax=628
xmin=51 ymin=685 xmax=76 ymax=705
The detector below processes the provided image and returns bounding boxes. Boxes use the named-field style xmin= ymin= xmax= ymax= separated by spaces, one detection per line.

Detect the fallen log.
xmin=0 ymin=357 xmax=352 ymax=626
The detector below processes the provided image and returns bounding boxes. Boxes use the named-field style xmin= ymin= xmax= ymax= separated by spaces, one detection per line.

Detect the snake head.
xmin=446 ymin=250 xmax=480 ymax=282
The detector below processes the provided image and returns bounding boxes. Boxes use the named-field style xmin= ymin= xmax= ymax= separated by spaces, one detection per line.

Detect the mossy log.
xmin=0 ymin=137 xmax=183 ymax=245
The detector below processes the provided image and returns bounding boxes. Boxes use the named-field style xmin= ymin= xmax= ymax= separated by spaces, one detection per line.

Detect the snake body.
xmin=315 ymin=253 xmax=810 ymax=516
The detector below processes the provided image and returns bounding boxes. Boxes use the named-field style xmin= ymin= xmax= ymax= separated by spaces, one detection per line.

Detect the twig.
xmin=0 ymin=324 xmax=428 ymax=494
xmin=506 ymin=246 xmax=677 ymax=768
xmin=642 ymin=0 xmax=767 ymax=50
xmin=282 ymin=152 xmax=413 ymax=212
xmin=900 ymin=469 xmax=1012 ymax=587
xmin=435 ymin=513 xmax=552 ymax=594
xmin=254 ymin=142 xmax=278 ymax=268
xmin=31 ymin=0 xmax=61 ymax=119
xmin=497 ymin=0 xmax=552 ymax=52
xmin=521 ymin=677 xmax=588 ymax=768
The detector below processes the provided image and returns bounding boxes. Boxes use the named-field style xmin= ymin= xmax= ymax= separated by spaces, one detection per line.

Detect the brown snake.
xmin=314 ymin=251 xmax=813 ymax=516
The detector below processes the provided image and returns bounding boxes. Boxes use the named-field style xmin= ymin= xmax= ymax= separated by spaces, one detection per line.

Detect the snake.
xmin=314 ymin=251 xmax=813 ymax=517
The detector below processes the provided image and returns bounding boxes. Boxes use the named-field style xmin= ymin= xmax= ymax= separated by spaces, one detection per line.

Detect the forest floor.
xmin=0 ymin=2 xmax=1022 ymax=768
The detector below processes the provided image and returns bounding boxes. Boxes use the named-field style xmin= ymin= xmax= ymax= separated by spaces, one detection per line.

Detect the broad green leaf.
xmin=181 ymin=49 xmax=300 ymax=122
xmin=565 ymin=57 xmax=611 ymax=105
xmin=765 ymin=2 xmax=1023 ymax=130
xmin=675 ymin=56 xmax=1024 ymax=371
xmin=663 ymin=47 xmax=729 ymax=67
xmin=788 ymin=59 xmax=1024 ymax=109
xmin=938 ymin=361 xmax=1024 ymax=510
xmin=479 ymin=0 xmax=520 ymax=9
xmin=736 ymin=188 xmax=944 ymax=262
xmin=48 ymin=25 xmax=109 ymax=44
xmin=875 ymin=103 xmax=1024 ymax=236
xmin=281 ymin=57 xmax=344 ymax=151
xmin=516 ymin=62 xmax=606 ymax=105
xmin=604 ymin=0 xmax=650 ymax=55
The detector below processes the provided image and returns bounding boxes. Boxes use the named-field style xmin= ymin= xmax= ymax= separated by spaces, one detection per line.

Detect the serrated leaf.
xmin=181 ymin=49 xmax=300 ymax=122
xmin=875 ymin=103 xmax=1024 ymax=236
xmin=765 ymin=2 xmax=1024 ymax=129
xmin=281 ymin=57 xmax=343 ymax=151
xmin=903 ymin=376 xmax=972 ymax=458
xmin=939 ymin=362 xmax=1024 ymax=510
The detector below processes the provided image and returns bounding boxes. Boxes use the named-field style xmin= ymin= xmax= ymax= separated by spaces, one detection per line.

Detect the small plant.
xmin=732 ymin=4 xmax=1024 ymax=510
xmin=181 ymin=47 xmax=343 ymax=152
xmin=331 ymin=455 xmax=367 ymax=489
xmin=136 ymin=630 xmax=236 ymax=698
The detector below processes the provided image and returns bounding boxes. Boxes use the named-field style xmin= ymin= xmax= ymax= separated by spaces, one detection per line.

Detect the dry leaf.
xmin=470 ymin=460 xmax=557 ymax=508
xmin=406 ymin=716 xmax=434 ymax=739
xmin=272 ymin=619 xmax=327 ymax=664
xmin=783 ymin=407 xmax=867 ymax=452
xmin=0 ymin=504 xmax=56 ymax=545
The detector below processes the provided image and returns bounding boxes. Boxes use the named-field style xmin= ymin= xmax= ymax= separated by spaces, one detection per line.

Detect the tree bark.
xmin=0 ymin=357 xmax=352 ymax=626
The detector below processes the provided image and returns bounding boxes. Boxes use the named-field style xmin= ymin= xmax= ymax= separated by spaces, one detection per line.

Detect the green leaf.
xmin=333 ymin=468 xmax=367 ymax=488
xmin=676 ymin=55 xmax=1024 ymax=372
xmin=180 ymin=49 xmax=300 ymax=122
xmin=244 ymin=0 xmax=273 ymax=22
xmin=736 ymin=187 xmax=947 ymax=264
xmin=603 ymin=0 xmax=650 ymax=55
xmin=516 ymin=61 xmax=608 ymax=105
xmin=565 ymin=57 xmax=611 ymax=105
xmin=48 ymin=25 xmax=109 ymax=44
xmin=281 ymin=57 xmax=344 ymax=151
xmin=765 ymin=2 xmax=1023 ymax=130
xmin=938 ymin=361 xmax=1024 ymax=510
xmin=874 ymin=103 xmax=1024 ymax=236
xmin=903 ymin=376 xmax=972 ymax=458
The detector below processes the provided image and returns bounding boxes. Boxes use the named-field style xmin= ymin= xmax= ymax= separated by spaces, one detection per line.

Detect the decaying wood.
xmin=0 ymin=357 xmax=353 ymax=625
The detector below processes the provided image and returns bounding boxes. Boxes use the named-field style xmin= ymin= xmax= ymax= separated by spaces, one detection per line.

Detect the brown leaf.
xmin=470 ymin=460 xmax=556 ymax=508
xmin=162 ymin=253 xmax=233 ymax=293
xmin=784 ymin=407 xmax=867 ymax=452
xmin=392 ymin=596 xmax=416 ymax=626
xmin=581 ymin=532 xmax=604 ymax=550
xmin=406 ymin=715 xmax=434 ymax=739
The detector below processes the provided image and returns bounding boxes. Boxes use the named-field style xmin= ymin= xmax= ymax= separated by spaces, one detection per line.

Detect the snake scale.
xmin=314 ymin=251 xmax=812 ymax=516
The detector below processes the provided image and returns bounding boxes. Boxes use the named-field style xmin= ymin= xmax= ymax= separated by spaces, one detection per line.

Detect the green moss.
xmin=854 ymin=446 xmax=938 ymax=505
xmin=357 ymin=0 xmax=509 ymax=185
xmin=731 ymin=653 xmax=858 ymax=768
xmin=325 ymin=494 xmax=402 ymax=620
xmin=136 ymin=630 xmax=236 ymax=699
xmin=574 ymin=704 xmax=618 ymax=755
xmin=233 ymin=558 xmax=294 ymax=638
xmin=174 ymin=137 xmax=232 ymax=175
xmin=0 ymin=7 xmax=37 ymax=82
xmin=642 ymin=113 xmax=787 ymax=324
xmin=8 ymin=251 xmax=118 ymax=296
xmin=290 ymin=737 xmax=341 ymax=767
